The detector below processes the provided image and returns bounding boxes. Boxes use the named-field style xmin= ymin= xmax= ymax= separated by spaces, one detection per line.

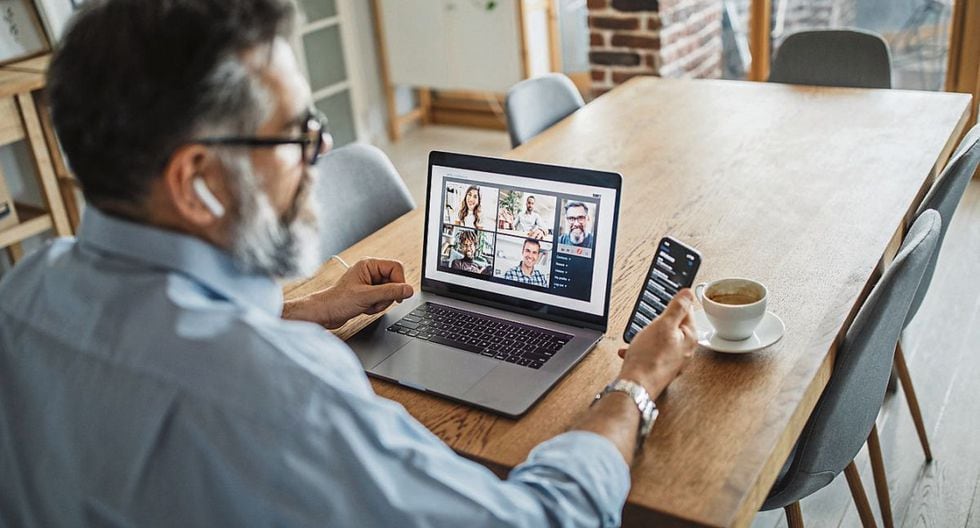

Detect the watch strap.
xmin=593 ymin=378 xmax=658 ymax=452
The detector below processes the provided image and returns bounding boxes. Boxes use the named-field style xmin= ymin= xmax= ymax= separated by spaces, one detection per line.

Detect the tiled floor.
xmin=378 ymin=124 xmax=980 ymax=528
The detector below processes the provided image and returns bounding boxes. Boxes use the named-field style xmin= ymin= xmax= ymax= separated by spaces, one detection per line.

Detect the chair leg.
xmin=784 ymin=501 xmax=804 ymax=528
xmin=844 ymin=461 xmax=878 ymax=528
xmin=894 ymin=341 xmax=934 ymax=462
xmin=867 ymin=425 xmax=894 ymax=528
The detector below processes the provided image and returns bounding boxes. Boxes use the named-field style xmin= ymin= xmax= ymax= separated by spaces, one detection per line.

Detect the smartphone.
xmin=623 ymin=236 xmax=702 ymax=343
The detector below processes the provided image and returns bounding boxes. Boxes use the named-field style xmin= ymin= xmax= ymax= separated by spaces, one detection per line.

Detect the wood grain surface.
xmin=0 ymin=55 xmax=49 ymax=99
xmin=286 ymin=78 xmax=971 ymax=527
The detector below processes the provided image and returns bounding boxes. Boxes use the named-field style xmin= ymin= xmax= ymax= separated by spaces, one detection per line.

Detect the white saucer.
xmin=692 ymin=309 xmax=785 ymax=354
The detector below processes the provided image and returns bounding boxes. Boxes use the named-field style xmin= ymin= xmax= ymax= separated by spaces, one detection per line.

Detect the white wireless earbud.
xmin=192 ymin=177 xmax=225 ymax=219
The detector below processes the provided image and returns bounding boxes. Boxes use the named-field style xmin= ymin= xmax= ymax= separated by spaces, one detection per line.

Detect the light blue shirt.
xmin=0 ymin=208 xmax=630 ymax=527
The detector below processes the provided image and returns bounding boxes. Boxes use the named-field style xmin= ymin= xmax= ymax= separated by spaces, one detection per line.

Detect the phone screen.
xmin=623 ymin=237 xmax=701 ymax=342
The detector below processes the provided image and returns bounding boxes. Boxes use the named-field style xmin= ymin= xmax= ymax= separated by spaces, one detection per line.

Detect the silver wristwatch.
xmin=593 ymin=379 xmax=659 ymax=452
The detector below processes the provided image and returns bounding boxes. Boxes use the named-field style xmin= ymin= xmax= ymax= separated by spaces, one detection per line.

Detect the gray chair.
xmin=762 ymin=210 xmax=942 ymax=528
xmin=313 ymin=143 xmax=416 ymax=258
xmin=504 ymin=73 xmax=584 ymax=148
xmin=887 ymin=124 xmax=980 ymax=463
xmin=769 ymin=29 xmax=892 ymax=89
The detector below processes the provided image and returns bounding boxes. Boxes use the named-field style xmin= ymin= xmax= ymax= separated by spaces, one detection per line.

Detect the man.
xmin=450 ymin=229 xmax=488 ymax=275
xmin=559 ymin=201 xmax=595 ymax=249
xmin=0 ymin=1 xmax=698 ymax=526
xmin=513 ymin=195 xmax=547 ymax=239
xmin=504 ymin=238 xmax=549 ymax=286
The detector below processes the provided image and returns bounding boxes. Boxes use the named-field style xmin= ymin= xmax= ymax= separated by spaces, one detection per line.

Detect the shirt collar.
xmin=77 ymin=207 xmax=283 ymax=316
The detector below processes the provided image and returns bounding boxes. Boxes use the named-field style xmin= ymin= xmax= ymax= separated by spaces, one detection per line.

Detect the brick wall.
xmin=589 ymin=0 xmax=723 ymax=96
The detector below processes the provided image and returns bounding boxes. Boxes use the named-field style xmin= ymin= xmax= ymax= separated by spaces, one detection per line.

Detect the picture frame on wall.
xmin=32 ymin=0 xmax=85 ymax=45
xmin=0 ymin=0 xmax=49 ymax=66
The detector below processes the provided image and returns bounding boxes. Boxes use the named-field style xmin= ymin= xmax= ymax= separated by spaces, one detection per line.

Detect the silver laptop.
xmin=348 ymin=151 xmax=622 ymax=417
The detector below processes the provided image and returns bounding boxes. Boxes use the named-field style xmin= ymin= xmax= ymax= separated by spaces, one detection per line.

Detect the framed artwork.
xmin=32 ymin=0 xmax=84 ymax=44
xmin=0 ymin=0 xmax=48 ymax=65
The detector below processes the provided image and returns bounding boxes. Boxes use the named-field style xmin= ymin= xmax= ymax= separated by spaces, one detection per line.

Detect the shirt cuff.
xmin=512 ymin=431 xmax=631 ymax=527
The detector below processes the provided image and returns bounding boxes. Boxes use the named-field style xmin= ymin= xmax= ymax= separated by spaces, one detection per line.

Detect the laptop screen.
xmin=423 ymin=153 xmax=620 ymax=326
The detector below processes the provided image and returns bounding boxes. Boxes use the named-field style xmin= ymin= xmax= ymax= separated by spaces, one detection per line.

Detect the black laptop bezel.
xmin=422 ymin=151 xmax=622 ymax=332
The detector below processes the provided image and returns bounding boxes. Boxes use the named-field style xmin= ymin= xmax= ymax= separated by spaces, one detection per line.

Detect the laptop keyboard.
xmin=386 ymin=303 xmax=572 ymax=369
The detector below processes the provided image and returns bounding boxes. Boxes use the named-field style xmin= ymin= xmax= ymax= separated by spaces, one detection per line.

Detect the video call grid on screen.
xmin=426 ymin=165 xmax=617 ymax=317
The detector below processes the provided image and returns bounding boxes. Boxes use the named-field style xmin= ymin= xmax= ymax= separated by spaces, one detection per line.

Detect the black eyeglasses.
xmin=193 ymin=107 xmax=328 ymax=166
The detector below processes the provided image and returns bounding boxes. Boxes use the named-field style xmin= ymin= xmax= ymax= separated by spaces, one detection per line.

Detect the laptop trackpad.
xmin=373 ymin=341 xmax=496 ymax=395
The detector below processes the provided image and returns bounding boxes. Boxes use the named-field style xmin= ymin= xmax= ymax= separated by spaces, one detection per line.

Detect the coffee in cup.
xmin=695 ymin=278 xmax=768 ymax=341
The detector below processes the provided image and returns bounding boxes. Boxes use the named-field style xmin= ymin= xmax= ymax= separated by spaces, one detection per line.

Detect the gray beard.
xmin=223 ymin=153 xmax=322 ymax=280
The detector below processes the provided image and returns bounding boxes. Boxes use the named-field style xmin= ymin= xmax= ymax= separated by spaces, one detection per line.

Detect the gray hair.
xmin=47 ymin=0 xmax=296 ymax=209
xmin=193 ymin=52 xmax=276 ymax=139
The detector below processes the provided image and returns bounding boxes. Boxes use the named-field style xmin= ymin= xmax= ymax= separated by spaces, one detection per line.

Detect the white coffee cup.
xmin=694 ymin=278 xmax=768 ymax=341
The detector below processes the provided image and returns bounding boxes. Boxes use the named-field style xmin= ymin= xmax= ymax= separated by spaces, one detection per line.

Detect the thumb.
xmin=361 ymin=282 xmax=414 ymax=307
xmin=659 ymin=289 xmax=695 ymax=326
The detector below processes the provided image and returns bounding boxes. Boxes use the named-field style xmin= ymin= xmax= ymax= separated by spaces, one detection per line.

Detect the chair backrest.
xmin=764 ymin=210 xmax=941 ymax=507
xmin=505 ymin=73 xmax=585 ymax=148
xmin=769 ymin=29 xmax=892 ymax=89
xmin=313 ymin=143 xmax=416 ymax=257
xmin=905 ymin=124 xmax=980 ymax=326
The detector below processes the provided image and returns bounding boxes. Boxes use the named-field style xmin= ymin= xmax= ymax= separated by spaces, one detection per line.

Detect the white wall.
xmin=344 ymin=0 xmax=415 ymax=147
xmin=559 ymin=0 xmax=590 ymax=74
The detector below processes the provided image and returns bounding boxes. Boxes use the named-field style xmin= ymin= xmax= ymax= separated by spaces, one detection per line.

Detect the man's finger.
xmin=679 ymin=305 xmax=698 ymax=342
xmin=680 ymin=322 xmax=698 ymax=347
xmin=617 ymin=347 xmax=627 ymax=359
xmin=362 ymin=282 xmax=414 ymax=307
xmin=659 ymin=289 xmax=695 ymax=325
xmin=366 ymin=258 xmax=407 ymax=285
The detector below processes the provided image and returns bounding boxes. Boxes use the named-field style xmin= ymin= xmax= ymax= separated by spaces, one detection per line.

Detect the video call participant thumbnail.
xmin=445 ymin=227 xmax=492 ymax=276
xmin=514 ymin=195 xmax=549 ymax=237
xmin=558 ymin=201 xmax=595 ymax=251
xmin=503 ymin=238 xmax=549 ymax=287
xmin=445 ymin=183 xmax=498 ymax=231
xmin=497 ymin=191 xmax=556 ymax=241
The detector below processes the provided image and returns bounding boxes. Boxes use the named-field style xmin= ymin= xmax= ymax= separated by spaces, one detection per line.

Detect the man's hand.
xmin=617 ymin=289 xmax=699 ymax=399
xmin=283 ymin=258 xmax=414 ymax=329
xmin=571 ymin=290 xmax=698 ymax=464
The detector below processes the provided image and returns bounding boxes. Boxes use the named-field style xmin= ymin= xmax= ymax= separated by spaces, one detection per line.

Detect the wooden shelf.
xmin=372 ymin=0 xmax=559 ymax=139
xmin=431 ymin=108 xmax=507 ymax=130
xmin=0 ymin=204 xmax=52 ymax=249
xmin=0 ymin=53 xmax=74 ymax=262
xmin=429 ymin=90 xmax=507 ymax=130
xmin=0 ymin=55 xmax=49 ymax=100
xmin=0 ymin=97 xmax=26 ymax=145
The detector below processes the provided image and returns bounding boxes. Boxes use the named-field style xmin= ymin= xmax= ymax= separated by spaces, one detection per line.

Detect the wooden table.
xmin=286 ymin=78 xmax=971 ymax=527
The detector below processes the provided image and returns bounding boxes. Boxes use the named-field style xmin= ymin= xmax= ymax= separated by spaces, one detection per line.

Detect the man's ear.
xmin=163 ymin=145 xmax=230 ymax=227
